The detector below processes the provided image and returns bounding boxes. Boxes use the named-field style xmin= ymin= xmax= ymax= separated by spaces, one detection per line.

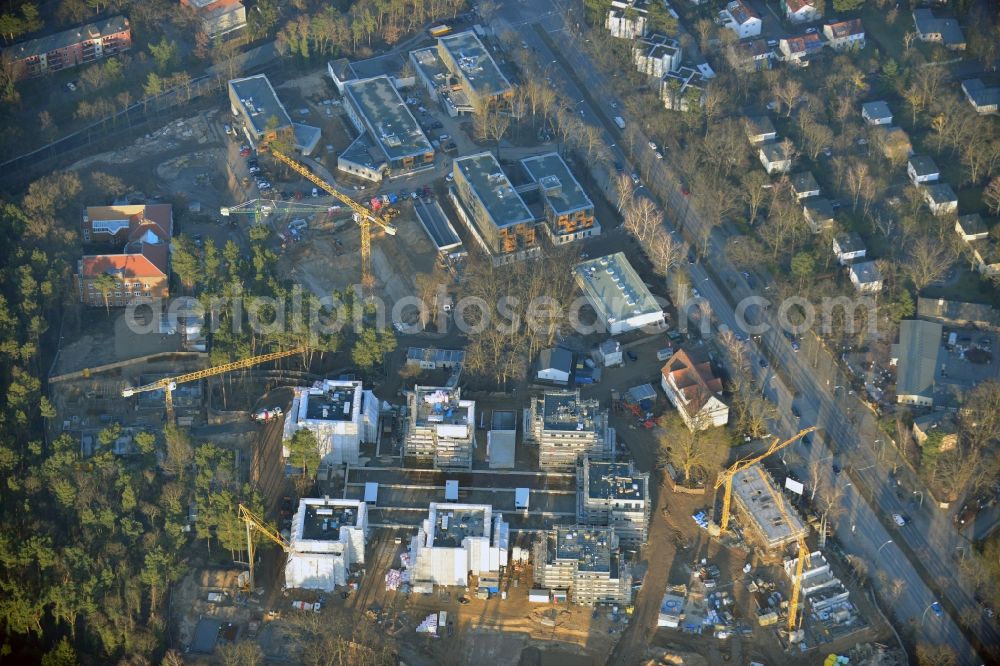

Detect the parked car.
xmin=648 ymin=140 xmax=657 ymax=150
xmin=631 ymin=172 xmax=641 ymax=185
xmin=892 ymin=513 xmax=910 ymax=527
xmin=239 ymin=145 xmax=252 ymax=157
xmin=223 ymin=123 xmax=233 ymax=135
xmin=446 ymin=173 xmax=454 ymax=182
xmin=805 ymin=27 xmax=817 ymax=34
xmin=627 ymin=351 xmax=638 ymax=362
xmin=930 ymin=601 xmax=944 ymax=617
xmin=655 ymin=151 xmax=664 ymax=160
xmin=65 ymin=81 xmax=78 ymax=92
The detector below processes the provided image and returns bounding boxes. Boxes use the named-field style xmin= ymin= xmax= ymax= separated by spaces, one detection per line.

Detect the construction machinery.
xmin=239 ymin=503 xmax=293 ymax=592
xmin=120 ymin=346 xmax=306 ymax=423
xmin=714 ymin=426 xmax=816 ymax=532
xmin=754 ymin=466 xmax=810 ymax=637
xmin=268 ymin=148 xmax=396 ymax=289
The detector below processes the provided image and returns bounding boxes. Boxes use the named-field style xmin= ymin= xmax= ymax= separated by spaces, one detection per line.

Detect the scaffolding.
xmin=578 ymin=458 xmax=650 ymax=545
xmin=403 ymin=386 xmax=475 ymax=469
xmin=527 ymin=390 xmax=614 ymax=470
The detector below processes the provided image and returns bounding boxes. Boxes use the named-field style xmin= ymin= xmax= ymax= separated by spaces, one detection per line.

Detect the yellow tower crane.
xmin=713 ymin=426 xmax=816 ymax=532
xmin=269 ymin=148 xmax=396 ymax=289
xmin=754 ymin=466 xmax=810 ymax=635
xmin=239 ymin=503 xmax=294 ymax=592
xmin=120 ymin=346 xmax=306 ymax=423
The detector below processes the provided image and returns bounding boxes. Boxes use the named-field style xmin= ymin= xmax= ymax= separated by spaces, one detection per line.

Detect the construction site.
xmin=38 ymin=23 xmax=908 ymax=666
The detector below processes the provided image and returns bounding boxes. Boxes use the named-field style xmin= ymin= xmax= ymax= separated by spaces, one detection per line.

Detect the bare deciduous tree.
xmin=903 ymin=234 xmax=957 ymax=291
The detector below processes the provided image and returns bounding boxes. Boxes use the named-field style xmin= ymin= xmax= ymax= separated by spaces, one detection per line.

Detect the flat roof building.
xmin=282 ymin=379 xmax=378 ymax=466
xmin=574 ymin=253 xmax=665 ymax=335
xmin=181 ymin=0 xmax=246 ymax=38
xmin=578 ymin=459 xmax=650 ymax=545
xmin=409 ymin=503 xmax=509 ymax=587
xmin=892 ymin=319 xmax=943 ymax=408
xmin=451 ymin=152 xmax=538 ymax=262
xmin=404 ymin=386 xmax=475 ymax=469
xmin=527 ymin=390 xmax=615 ymax=470
xmin=436 ymin=31 xmax=513 ymax=109
xmin=413 ymin=198 xmax=463 ymax=252
xmin=731 ymin=465 xmax=807 ymax=551
xmin=532 ymin=526 xmax=632 ymax=606
xmin=343 ymin=75 xmax=435 ymax=174
xmin=229 ymin=75 xmax=292 ymax=143
xmin=521 ymin=153 xmax=599 ymax=245
xmin=285 ymin=498 xmax=368 ymax=591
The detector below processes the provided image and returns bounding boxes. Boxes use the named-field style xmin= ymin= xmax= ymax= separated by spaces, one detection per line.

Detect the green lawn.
xmin=922 ymin=269 xmax=1000 ymax=307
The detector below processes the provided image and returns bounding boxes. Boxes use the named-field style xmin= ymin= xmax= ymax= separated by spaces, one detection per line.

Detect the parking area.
xmin=935 ymin=327 xmax=998 ymax=407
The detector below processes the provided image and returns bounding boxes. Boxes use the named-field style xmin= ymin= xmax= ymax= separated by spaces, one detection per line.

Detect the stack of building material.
xmin=385 ymin=569 xmax=402 ymax=590
xmin=415 ymin=613 xmax=439 ymax=634
xmin=692 ymin=511 xmax=710 ymax=529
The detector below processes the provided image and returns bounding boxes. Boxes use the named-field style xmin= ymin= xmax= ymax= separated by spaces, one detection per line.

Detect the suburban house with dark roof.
xmin=790 ymin=172 xmax=820 ymax=200
xmin=803 ymin=197 xmax=835 ymax=233
xmin=961 ymin=79 xmax=1000 ymax=115
xmin=955 ymin=214 xmax=988 ymax=242
xmin=733 ymin=38 xmax=775 ymax=71
xmin=745 ymin=116 xmax=777 ymax=145
xmin=721 ymin=0 xmax=762 ymax=39
xmin=779 ymin=34 xmax=824 ymax=63
xmin=833 ymin=232 xmax=866 ymax=265
xmin=891 ymin=319 xmax=943 ymax=407
xmin=783 ymin=0 xmax=821 ymax=23
xmin=922 ymin=183 xmax=958 ymax=217
xmin=660 ymin=348 xmax=728 ymax=430
xmin=823 ymin=18 xmax=864 ymax=50
xmin=759 ymin=142 xmax=793 ymax=174
xmin=849 ymin=260 xmax=882 ymax=293
xmin=907 ymin=155 xmax=939 ymax=185
xmin=861 ymin=101 xmax=892 ymax=125
xmin=912 ymin=9 xmax=966 ymax=50
xmin=77 ymin=204 xmax=173 ymax=308
xmin=4 ymin=16 xmax=131 ymax=80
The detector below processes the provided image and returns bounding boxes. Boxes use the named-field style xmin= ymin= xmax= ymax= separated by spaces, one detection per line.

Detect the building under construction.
xmin=408 ymin=502 xmax=509 ymax=587
xmin=285 ymin=498 xmax=368 ymax=591
xmin=532 ymin=526 xmax=632 ymax=606
xmin=731 ymin=465 xmax=807 ymax=551
xmin=526 ymin=390 xmax=614 ymax=471
xmin=403 ymin=386 xmax=475 ymax=469
xmin=282 ymin=379 xmax=379 ymax=466
xmin=578 ymin=458 xmax=650 ymax=546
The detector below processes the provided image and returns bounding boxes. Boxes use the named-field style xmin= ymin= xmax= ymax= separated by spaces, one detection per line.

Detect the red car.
xmin=239 ymin=145 xmax=252 ymax=157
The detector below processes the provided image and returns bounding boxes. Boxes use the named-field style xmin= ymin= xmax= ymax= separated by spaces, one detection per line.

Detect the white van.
xmin=656 ymin=348 xmax=674 ymax=361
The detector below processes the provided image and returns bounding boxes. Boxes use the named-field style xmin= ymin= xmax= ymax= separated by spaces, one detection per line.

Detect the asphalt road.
xmin=486 ymin=0 xmax=993 ymax=662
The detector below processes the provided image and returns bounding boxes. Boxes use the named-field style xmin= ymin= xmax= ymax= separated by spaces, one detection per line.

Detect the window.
xmin=115 ymin=292 xmax=121 ymax=297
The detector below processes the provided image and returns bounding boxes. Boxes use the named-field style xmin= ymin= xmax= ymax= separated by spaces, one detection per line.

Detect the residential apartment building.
xmin=435 ymin=31 xmax=513 ymax=110
xmin=450 ymin=152 xmax=538 ymax=263
xmin=634 ymin=33 xmax=682 ymax=78
xmin=783 ymin=0 xmax=821 ymax=23
xmin=823 ymin=18 xmax=864 ymax=50
xmin=578 ymin=459 xmax=650 ymax=546
xmin=660 ymin=67 xmax=706 ymax=111
xmin=76 ymin=204 xmax=172 ymax=308
xmin=573 ymin=253 xmax=665 ymax=335
xmin=721 ymin=0 xmax=762 ymax=39
xmin=606 ymin=0 xmax=648 ymax=39
xmin=660 ymin=348 xmax=728 ymax=430
xmin=732 ymin=465 xmax=807 ymax=551
xmin=5 ymin=16 xmax=131 ymax=80
xmin=180 ymin=0 xmax=246 ymax=38
xmin=520 ymin=152 xmax=599 ymax=244
xmin=403 ymin=386 xmax=475 ymax=469
xmin=527 ymin=390 xmax=615 ymax=470
xmin=343 ymin=75 xmax=434 ymax=173
xmin=532 ymin=526 xmax=632 ymax=606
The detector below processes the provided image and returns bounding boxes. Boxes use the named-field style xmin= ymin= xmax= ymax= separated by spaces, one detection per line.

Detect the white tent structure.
xmin=284 ymin=498 xmax=368 ymax=591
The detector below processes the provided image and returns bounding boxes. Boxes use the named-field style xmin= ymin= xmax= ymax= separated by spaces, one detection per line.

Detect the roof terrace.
xmin=414 ymin=386 xmax=472 ymax=427
xmin=431 ymin=505 xmax=487 ymax=547
xmin=454 ymin=152 xmax=534 ymax=229
xmin=300 ymin=501 xmax=362 ymax=541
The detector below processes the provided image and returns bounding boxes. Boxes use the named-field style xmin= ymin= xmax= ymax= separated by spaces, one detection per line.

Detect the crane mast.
xmin=238 ymin=503 xmax=292 ymax=592
xmin=754 ymin=466 xmax=810 ymax=635
xmin=268 ymin=148 xmax=396 ymax=289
